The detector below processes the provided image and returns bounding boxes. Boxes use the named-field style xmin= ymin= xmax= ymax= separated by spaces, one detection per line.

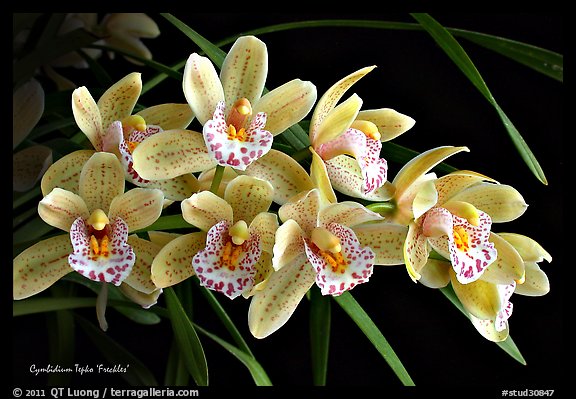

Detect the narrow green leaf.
xmin=46 ymin=310 xmax=75 ymax=385
xmin=28 ymin=117 xmax=77 ymax=141
xmin=142 ymin=59 xmax=187 ymax=95
xmin=439 ymin=285 xmax=526 ymax=365
xmin=164 ymin=339 xmax=190 ymax=386
xmin=134 ymin=214 xmax=194 ymax=233
xmin=410 ymin=13 xmax=547 ymax=184
xmin=309 ymin=286 xmax=331 ymax=386
xmin=75 ymin=315 xmax=159 ymax=386
xmin=77 ymin=48 xmax=114 ymax=87
xmin=164 ymin=287 xmax=209 ymax=386
xmin=13 ymin=216 xmax=55 ymax=245
xmin=333 ymin=291 xmax=415 ymax=386
xmin=13 ymin=186 xmax=41 ymax=210
xmin=36 ymin=13 xmax=67 ymax=48
xmin=193 ymin=323 xmax=273 ymax=386
xmin=381 ymin=142 xmax=457 ymax=174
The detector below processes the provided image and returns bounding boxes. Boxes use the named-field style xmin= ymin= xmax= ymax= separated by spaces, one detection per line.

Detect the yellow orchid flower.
xmin=308 ymin=66 xmax=415 ymax=201
xmin=151 ymin=175 xmax=278 ymax=300
xmin=248 ymin=188 xmax=407 ymax=338
xmin=13 ymin=152 xmax=165 ymax=329
xmin=132 ymin=35 xmax=317 ymax=177
xmin=56 ymin=72 xmax=199 ymax=202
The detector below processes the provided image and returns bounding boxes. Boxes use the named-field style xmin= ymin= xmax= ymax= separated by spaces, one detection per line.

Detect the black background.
xmin=13 ymin=13 xmax=564 ymax=395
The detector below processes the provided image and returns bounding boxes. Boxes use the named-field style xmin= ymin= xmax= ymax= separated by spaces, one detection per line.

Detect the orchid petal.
xmin=132 ymin=129 xmax=216 ymax=179
xmin=272 ymin=220 xmax=306 ymax=271
xmin=181 ymin=191 xmax=233 ymax=231
xmin=68 ymin=217 xmax=134 ymax=286
xmin=97 ymin=72 xmax=141 ymax=130
xmin=147 ymin=231 xmax=180 ymax=247
xmin=137 ymin=174 xmax=200 ymax=202
xmin=435 ymin=170 xmax=497 ymax=205
xmin=353 ymin=222 xmax=407 ymax=265
xmin=309 ymin=66 xmax=375 ymax=145
xmin=450 ymin=270 xmax=501 ymax=320
xmin=151 ymin=232 xmax=207 ymax=288
xmin=324 ymin=155 xmax=395 ymax=201
xmin=412 ymin=179 xmax=438 ymax=220
xmin=244 ymin=251 xmax=274 ymax=297
xmin=306 ymin=223 xmax=374 ymax=296
xmin=495 ymin=282 xmax=515 ymax=332
xmin=193 ymin=221 xmax=260 ymax=299
xmin=220 ymin=35 xmax=267 ymax=109
xmin=13 ymin=235 xmax=74 ymax=300
xmin=316 ymin=128 xmax=367 ymax=161
xmin=319 ymin=201 xmax=383 ymax=228
xmin=498 ymin=233 xmax=552 ymax=263
xmin=106 ymin=35 xmax=153 ymax=64
xmin=72 ymin=86 xmax=104 ymax=151
xmin=39 ymin=188 xmax=90 ymax=232
xmin=243 ymin=149 xmax=315 ymax=205
xmin=278 ymin=189 xmax=321 ymax=235
xmin=108 ymin=188 xmax=164 ymax=232
xmin=123 ymin=235 xmax=161 ymax=294
xmin=136 ymin=103 xmax=194 ymax=130
xmin=392 ymin=172 xmax=437 ymax=225
xmin=224 ymin=175 xmax=274 ymax=225
xmin=183 ymin=53 xmax=225 ymax=125
xmin=249 ymin=212 xmax=278 ymax=255
xmin=309 ymin=146 xmax=338 ymax=205
xmin=197 ymin=166 xmax=238 ymax=197
xmin=357 ymin=108 xmax=416 ymax=142
xmin=480 ymin=233 xmax=525 ymax=285
xmin=393 ymin=146 xmax=469 ymax=206
xmin=203 ymin=102 xmax=272 ymax=171
xmin=41 ymin=150 xmax=95 ymax=196
xmin=418 ymin=259 xmax=451 ymax=288
xmin=248 ymin=255 xmax=316 ymax=338
xmin=103 ymin=13 xmax=160 ymax=39
xmin=13 ymin=78 xmax=44 ymax=149
xmin=469 ymin=314 xmax=509 ymax=342
xmin=79 ymin=152 xmax=125 ymax=213
xmin=119 ymin=283 xmax=162 ymax=309
xmin=422 ymin=207 xmax=454 ymax=238
xmin=403 ymin=221 xmax=430 ymax=282
xmin=515 ymin=262 xmax=550 ymax=296
xmin=312 ymin=94 xmax=362 ymax=148
xmin=449 ymin=183 xmax=528 ymax=223
xmin=252 ymin=79 xmax=317 ymax=135
xmin=13 ymin=145 xmax=52 ymax=192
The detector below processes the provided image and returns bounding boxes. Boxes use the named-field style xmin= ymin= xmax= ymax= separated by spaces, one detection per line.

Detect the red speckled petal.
xmin=495 ymin=282 xmax=515 ymax=332
xmin=108 ymin=188 xmax=164 ymax=232
xmin=278 ymin=189 xmax=321 ymax=236
xmin=38 ymin=188 xmax=90 ymax=232
xmin=224 ymin=175 xmax=274 ymax=226
xmin=97 ymin=72 xmax=141 ymax=131
xmin=403 ymin=221 xmax=430 ymax=282
xmin=79 ymin=152 xmax=125 ymax=213
xmin=192 ymin=221 xmax=260 ymax=299
xmin=68 ymin=217 xmax=134 ymax=286
xmin=123 ymin=235 xmax=161 ymax=294
xmin=41 ymin=150 xmax=95 ymax=196
xmin=72 ymin=86 xmax=104 ymax=151
xmin=183 ymin=53 xmax=225 ymax=125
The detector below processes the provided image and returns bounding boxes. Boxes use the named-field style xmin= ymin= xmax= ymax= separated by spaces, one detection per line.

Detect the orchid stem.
xmin=366 ymin=201 xmax=396 ymax=216
xmin=209 ymin=165 xmax=225 ymax=194
xmin=96 ymin=283 xmax=109 ymax=332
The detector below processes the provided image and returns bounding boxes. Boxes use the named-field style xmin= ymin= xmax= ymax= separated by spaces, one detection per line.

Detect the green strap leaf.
xmin=333 ymin=291 xmax=415 ymax=386
xmin=411 ymin=13 xmax=548 ymax=185
xmin=164 ymin=287 xmax=209 ymax=386
xmin=46 ymin=310 xmax=75 ymax=386
xmin=134 ymin=214 xmax=194 ymax=233
xmin=309 ymin=286 xmax=331 ymax=386
xmin=164 ymin=339 xmax=190 ymax=386
xmin=75 ymin=314 xmax=160 ymax=386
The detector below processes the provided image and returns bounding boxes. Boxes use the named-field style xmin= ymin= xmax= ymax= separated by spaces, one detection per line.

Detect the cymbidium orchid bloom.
xmin=151 ymin=175 xmax=278 ymax=300
xmin=132 ymin=35 xmax=317 ymax=178
xmin=13 ymin=152 xmax=165 ymax=330
xmin=249 ymin=187 xmax=407 ymax=338
xmin=308 ymin=66 xmax=416 ymax=202
xmin=47 ymin=72 xmax=199 ymax=203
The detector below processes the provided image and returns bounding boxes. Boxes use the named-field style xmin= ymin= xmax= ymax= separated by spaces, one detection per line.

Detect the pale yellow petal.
xmin=481 ymin=233 xmax=525 ymax=285
xmin=242 ymin=149 xmax=315 ymax=205
xmin=469 ymin=314 xmax=509 ymax=342
xmin=136 ymin=103 xmax=194 ymax=130
xmin=79 ymin=152 xmax=125 ymax=213
xmin=137 ymin=173 xmax=200 ymax=202
xmin=13 ymin=145 xmax=52 ymax=192
xmin=357 ymin=108 xmax=416 ymax=142
xmin=224 ymin=175 xmax=274 ymax=225
xmin=309 ymin=66 xmax=375 ymax=144
xmin=320 ymin=202 xmax=383 ymax=228
xmin=132 ymin=129 xmax=216 ymax=180
xmin=39 ymin=188 xmax=90 ymax=232
xmin=497 ymin=233 xmax=552 ymax=263
xmin=435 ymin=170 xmax=497 ymax=205
xmin=13 ymin=78 xmax=44 ymax=149
xmin=249 ymin=212 xmax=279 ymax=255
xmin=412 ymin=179 xmax=438 ymax=219
xmin=197 ymin=166 xmax=238 ymax=197
xmin=278 ymin=189 xmax=320 ymax=235
xmin=403 ymin=221 xmax=430 ymax=282
xmin=103 ymin=13 xmax=160 ymax=39
xmin=312 ymin=93 xmax=362 ymax=147
xmin=108 ymin=188 xmax=164 ymax=232
xmin=272 ymin=220 xmax=306 ymax=271
xmin=253 ymin=79 xmax=317 ymax=135
xmin=41 ymin=150 xmax=95 ymax=196
xmin=181 ymin=191 xmax=233 ymax=231
xmin=13 ymin=235 xmax=74 ymax=299
xmin=243 ymin=252 xmax=274 ymax=297
xmin=354 ymin=222 xmax=407 ymax=265
xmin=248 ymin=256 xmax=316 ymax=338
xmin=118 ymin=283 xmax=162 ymax=308
xmin=418 ymin=259 xmax=451 ymax=288
xmin=450 ymin=270 xmax=501 ymax=320
xmin=72 ymin=86 xmax=104 ymax=150
xmin=151 ymin=232 xmax=207 ymax=288
xmin=221 ymin=35 xmax=267 ymax=109
xmin=514 ymin=262 xmax=550 ymax=296
xmin=97 ymin=72 xmax=141 ymax=130
xmin=183 ymin=53 xmax=225 ymax=125
xmin=310 ymin=147 xmax=337 ymax=204
xmin=449 ymin=183 xmax=528 ymax=223
xmin=147 ymin=231 xmax=181 ymax=248
xmin=123 ymin=235 xmax=161 ymax=294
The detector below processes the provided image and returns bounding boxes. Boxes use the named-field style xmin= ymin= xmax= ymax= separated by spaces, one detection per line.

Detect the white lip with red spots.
xmin=118 ymin=125 xmax=163 ymax=184
xmin=68 ymin=216 xmax=135 ymax=286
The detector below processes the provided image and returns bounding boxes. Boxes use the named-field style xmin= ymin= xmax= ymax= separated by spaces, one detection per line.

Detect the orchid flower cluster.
xmin=13 ymin=32 xmax=552 ymax=353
